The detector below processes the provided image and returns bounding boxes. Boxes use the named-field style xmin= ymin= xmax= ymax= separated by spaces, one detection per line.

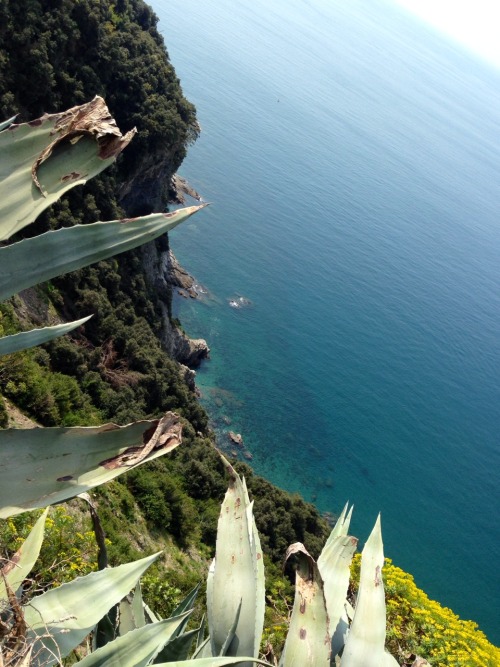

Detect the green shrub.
xmin=349 ymin=554 xmax=500 ymax=667
xmin=0 ymin=506 xmax=98 ymax=593
xmin=0 ymin=394 xmax=7 ymax=428
xmin=0 ymin=347 xmax=102 ymax=426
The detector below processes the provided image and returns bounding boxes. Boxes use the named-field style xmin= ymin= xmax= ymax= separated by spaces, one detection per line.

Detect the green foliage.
xmin=350 ymin=555 xmax=500 ymax=667
xmin=91 ymin=483 xmax=145 ymax=565
xmin=0 ymin=393 xmax=7 ymax=428
xmin=0 ymin=302 xmax=19 ymax=336
xmin=0 ymin=0 xmax=198 ymax=215
xmin=0 ymin=344 xmax=102 ymax=426
xmin=260 ymin=568 xmax=293 ymax=661
xmin=0 ymin=506 xmax=98 ymax=593
xmin=126 ymin=464 xmax=199 ymax=544
xmin=40 ymin=258 xmax=210 ymax=429
xmin=142 ymin=568 xmax=203 ymax=622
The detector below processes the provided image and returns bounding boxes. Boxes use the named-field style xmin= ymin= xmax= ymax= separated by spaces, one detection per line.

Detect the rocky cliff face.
xmin=118 ymin=150 xmax=184 ymax=217
xmin=117 ymin=142 xmax=210 ymax=379
xmin=140 ymin=237 xmax=210 ymax=373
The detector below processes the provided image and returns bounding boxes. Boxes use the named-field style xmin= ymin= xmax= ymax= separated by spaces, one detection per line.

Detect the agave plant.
xmin=0 ymin=451 xmax=405 ymax=666
xmin=0 ymin=502 xmax=269 ymax=667
xmin=0 ymin=98 xmax=206 ymax=518
xmin=206 ymin=463 xmax=399 ymax=667
xmin=0 ymin=99 xmax=266 ymax=667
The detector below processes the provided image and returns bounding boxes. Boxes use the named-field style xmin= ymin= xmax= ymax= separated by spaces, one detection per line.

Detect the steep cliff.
xmin=0 ymin=0 xmax=199 ymax=207
xmin=0 ymin=0 xmax=207 ymax=393
xmin=0 ymin=2 xmax=210 ymax=438
xmin=140 ymin=239 xmax=210 ymax=370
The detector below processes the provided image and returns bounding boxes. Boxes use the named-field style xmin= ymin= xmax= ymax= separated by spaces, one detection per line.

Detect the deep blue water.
xmin=150 ymin=0 xmax=500 ymax=643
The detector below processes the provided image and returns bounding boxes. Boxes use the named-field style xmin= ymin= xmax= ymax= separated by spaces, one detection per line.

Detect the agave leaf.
xmin=208 ymin=455 xmax=265 ymax=664
xmin=106 ymin=580 xmax=146 ymax=641
xmin=341 ymin=515 xmax=399 ymax=667
xmin=94 ymin=612 xmax=117 ymax=651
xmin=74 ymin=614 xmax=191 ymax=667
xmin=153 ymin=627 xmax=199 ymax=663
xmin=328 ymin=503 xmax=349 ymax=541
xmin=0 ymin=204 xmax=206 ymax=303
xmin=24 ymin=552 xmax=161 ymax=667
xmin=196 ymin=615 xmax=206 ymax=652
xmin=77 ymin=493 xmax=108 ymax=570
xmin=320 ymin=503 xmax=353 ymax=558
xmin=0 ymin=316 xmax=92 ymax=357
xmin=76 ymin=493 xmax=118 ymax=648
xmin=219 ymin=599 xmax=242 ymax=656
xmin=242 ymin=479 xmax=265 ymax=656
xmin=170 ymin=583 xmax=200 ymax=618
xmin=0 ymin=508 xmax=49 ymax=600
xmin=165 ymin=583 xmax=200 ymax=640
xmin=206 ymin=557 xmax=214 ymax=640
xmin=0 ymin=97 xmax=134 ymax=242
xmin=131 ymin=581 xmax=146 ymax=628
xmin=279 ymin=543 xmax=330 ymax=667
xmin=119 ymin=594 xmax=138 ymax=636
xmin=317 ymin=533 xmax=358 ymax=658
xmin=0 ymin=412 xmax=182 ymax=518
xmin=0 ymin=114 xmax=17 ymax=132
xmin=153 ymin=659 xmax=271 ymax=667
xmin=193 ymin=636 xmax=213 ymax=659
xmin=145 ymin=600 xmax=162 ymax=623
xmin=330 ymin=604 xmax=350 ymax=659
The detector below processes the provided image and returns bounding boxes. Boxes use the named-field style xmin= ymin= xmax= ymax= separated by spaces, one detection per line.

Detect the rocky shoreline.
xmin=166 ymin=249 xmax=207 ymax=300
xmin=227 ymin=430 xmax=253 ymax=460
xmin=169 ymin=174 xmax=203 ymax=205
xmin=157 ymin=176 xmax=257 ymax=462
xmin=140 ymin=173 xmax=210 ymax=371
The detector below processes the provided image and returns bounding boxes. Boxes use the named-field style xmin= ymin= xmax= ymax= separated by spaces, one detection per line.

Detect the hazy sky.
xmin=394 ymin=0 xmax=500 ymax=68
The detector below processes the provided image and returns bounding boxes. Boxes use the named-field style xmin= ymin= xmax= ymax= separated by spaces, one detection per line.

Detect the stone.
xmin=228 ymin=431 xmax=243 ymax=446
xmin=139 ymin=241 xmax=210 ymax=368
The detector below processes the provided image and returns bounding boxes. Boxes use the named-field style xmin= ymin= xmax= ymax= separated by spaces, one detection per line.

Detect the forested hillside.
xmin=0 ymin=0 xmax=198 ymax=213
xmin=0 ymin=0 xmax=329 ymax=595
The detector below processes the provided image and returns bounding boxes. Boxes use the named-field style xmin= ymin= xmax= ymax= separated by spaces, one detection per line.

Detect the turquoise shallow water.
xmin=151 ymin=0 xmax=500 ymax=642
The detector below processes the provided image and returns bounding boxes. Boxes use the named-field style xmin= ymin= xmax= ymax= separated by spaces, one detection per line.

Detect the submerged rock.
xmin=228 ymin=431 xmax=243 ymax=446
xmin=228 ymin=295 xmax=252 ymax=309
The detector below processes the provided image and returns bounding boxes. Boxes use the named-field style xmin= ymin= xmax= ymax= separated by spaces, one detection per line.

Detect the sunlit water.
xmin=150 ymin=0 xmax=500 ymax=642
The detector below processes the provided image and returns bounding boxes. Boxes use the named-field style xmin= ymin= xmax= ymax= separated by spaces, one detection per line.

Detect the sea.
xmin=149 ymin=0 xmax=500 ymax=643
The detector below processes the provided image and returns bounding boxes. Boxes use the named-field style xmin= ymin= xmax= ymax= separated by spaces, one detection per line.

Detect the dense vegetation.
xmin=0 ymin=0 xmax=198 ymax=210
xmin=0 ymin=0 xmax=204 ymax=428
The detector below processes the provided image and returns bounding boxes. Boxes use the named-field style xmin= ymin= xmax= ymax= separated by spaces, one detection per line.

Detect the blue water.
xmin=150 ymin=0 xmax=500 ymax=643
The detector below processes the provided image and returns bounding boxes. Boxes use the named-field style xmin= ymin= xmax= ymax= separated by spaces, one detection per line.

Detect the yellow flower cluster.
xmin=351 ymin=555 xmax=500 ymax=667
xmin=0 ymin=506 xmax=98 ymax=588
